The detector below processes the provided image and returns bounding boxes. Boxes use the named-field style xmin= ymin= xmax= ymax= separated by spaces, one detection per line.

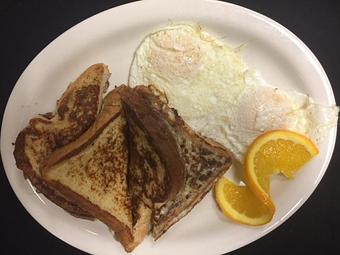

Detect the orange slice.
xmin=244 ymin=129 xmax=318 ymax=205
xmin=215 ymin=130 xmax=318 ymax=225
xmin=215 ymin=177 xmax=274 ymax=225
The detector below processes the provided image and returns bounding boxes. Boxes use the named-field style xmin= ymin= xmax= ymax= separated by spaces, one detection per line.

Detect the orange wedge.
xmin=215 ymin=130 xmax=318 ymax=226
xmin=244 ymin=130 xmax=318 ymax=206
xmin=215 ymin=177 xmax=274 ymax=225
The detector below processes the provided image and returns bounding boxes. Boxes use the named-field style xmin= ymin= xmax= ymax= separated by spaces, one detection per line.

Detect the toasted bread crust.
xmin=48 ymin=180 xmax=133 ymax=248
xmin=42 ymin=89 xmax=138 ymax=252
xmin=124 ymin=201 xmax=152 ymax=252
xmin=14 ymin=127 xmax=91 ymax=217
xmin=14 ymin=127 xmax=34 ymax=173
xmin=24 ymin=170 xmax=93 ymax=219
xmin=13 ymin=63 xmax=110 ymax=218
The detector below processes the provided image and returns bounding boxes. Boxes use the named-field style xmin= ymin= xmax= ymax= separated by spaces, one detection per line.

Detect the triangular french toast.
xmin=119 ymin=85 xmax=232 ymax=240
xmin=42 ymin=89 xmax=149 ymax=252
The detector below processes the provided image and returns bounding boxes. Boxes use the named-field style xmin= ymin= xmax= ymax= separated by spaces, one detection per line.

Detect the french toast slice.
xmin=125 ymin=104 xmax=168 ymax=250
xmin=42 ymin=89 xmax=149 ymax=252
xmin=119 ymin=85 xmax=232 ymax=240
xmin=127 ymin=114 xmax=168 ymax=207
xmin=120 ymin=86 xmax=186 ymax=202
xmin=14 ymin=63 xmax=110 ymax=217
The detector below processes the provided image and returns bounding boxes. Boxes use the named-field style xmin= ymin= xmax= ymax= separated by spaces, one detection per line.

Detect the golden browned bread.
xmin=119 ymin=85 xmax=233 ymax=240
xmin=14 ymin=63 xmax=110 ymax=217
xmin=124 ymin=100 xmax=168 ymax=250
xmin=127 ymin=114 xmax=168 ymax=207
xmin=120 ymin=86 xmax=185 ymax=202
xmin=42 ymin=89 xmax=150 ymax=252
xmin=17 ymin=80 xmax=232 ymax=251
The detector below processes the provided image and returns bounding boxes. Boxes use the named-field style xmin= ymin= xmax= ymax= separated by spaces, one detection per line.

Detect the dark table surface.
xmin=1 ymin=0 xmax=339 ymax=254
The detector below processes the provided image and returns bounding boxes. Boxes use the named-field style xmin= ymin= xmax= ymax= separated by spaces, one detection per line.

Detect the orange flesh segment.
xmin=223 ymin=180 xmax=271 ymax=218
xmin=254 ymin=139 xmax=315 ymax=193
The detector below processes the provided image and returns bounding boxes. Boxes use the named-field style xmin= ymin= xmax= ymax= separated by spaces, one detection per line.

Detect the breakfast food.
xmin=128 ymin=23 xmax=338 ymax=227
xmin=129 ymin=23 xmax=339 ymax=163
xmin=13 ymin=63 xmax=110 ymax=217
xmin=40 ymin=85 xmax=232 ymax=250
xmin=11 ymin=22 xmax=339 ymax=253
xmin=123 ymin=86 xmax=168 ymax=245
xmin=119 ymin=85 xmax=232 ymax=239
xmin=215 ymin=130 xmax=319 ymax=225
xmin=42 ymin=89 xmax=148 ymax=251
xmin=215 ymin=177 xmax=274 ymax=225
xmin=244 ymin=130 xmax=319 ymax=203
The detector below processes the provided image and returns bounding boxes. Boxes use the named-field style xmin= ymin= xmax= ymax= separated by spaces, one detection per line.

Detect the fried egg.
xmin=129 ymin=24 xmax=338 ymax=163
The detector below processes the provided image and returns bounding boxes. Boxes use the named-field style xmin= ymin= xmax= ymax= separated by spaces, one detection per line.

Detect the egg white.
xmin=129 ymin=23 xmax=339 ymax=163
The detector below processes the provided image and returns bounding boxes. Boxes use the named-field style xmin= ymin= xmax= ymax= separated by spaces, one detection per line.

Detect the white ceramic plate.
xmin=1 ymin=0 xmax=337 ymax=254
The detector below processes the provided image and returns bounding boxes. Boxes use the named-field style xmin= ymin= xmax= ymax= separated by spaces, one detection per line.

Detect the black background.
xmin=1 ymin=1 xmax=339 ymax=254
